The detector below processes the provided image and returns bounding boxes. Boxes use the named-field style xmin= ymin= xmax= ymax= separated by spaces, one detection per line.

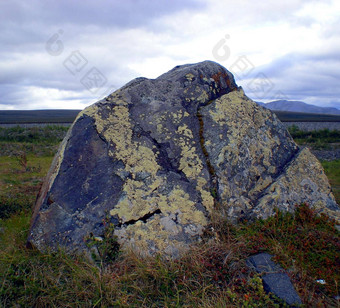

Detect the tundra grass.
xmin=0 ymin=110 xmax=79 ymax=124
xmin=1 ymin=203 xmax=338 ymax=306
xmin=234 ymin=204 xmax=339 ymax=301
xmin=0 ymin=125 xmax=68 ymax=144
xmin=0 ymin=155 xmax=53 ymax=219
xmin=288 ymin=126 xmax=340 ymax=149
xmin=275 ymin=111 xmax=340 ymax=122
xmin=0 ymin=127 xmax=339 ymax=306
xmin=0 ymin=125 xmax=68 ymax=157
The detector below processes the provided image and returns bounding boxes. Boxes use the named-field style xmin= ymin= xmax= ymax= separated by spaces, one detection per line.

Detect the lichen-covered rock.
xmin=27 ymin=61 xmax=339 ymax=258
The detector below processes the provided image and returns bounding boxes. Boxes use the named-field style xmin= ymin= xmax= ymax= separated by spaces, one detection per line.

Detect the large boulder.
xmin=27 ymin=61 xmax=339 ymax=258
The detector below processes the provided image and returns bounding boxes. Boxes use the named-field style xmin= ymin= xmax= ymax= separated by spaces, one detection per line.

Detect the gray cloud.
xmin=0 ymin=0 xmax=205 ymax=38
xmin=0 ymin=0 xmax=206 ymax=109
xmin=240 ymin=49 xmax=340 ymax=108
xmin=1 ymin=0 xmax=340 ymax=110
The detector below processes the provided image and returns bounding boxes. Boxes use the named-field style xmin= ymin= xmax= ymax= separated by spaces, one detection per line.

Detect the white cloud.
xmin=0 ymin=0 xmax=340 ymax=110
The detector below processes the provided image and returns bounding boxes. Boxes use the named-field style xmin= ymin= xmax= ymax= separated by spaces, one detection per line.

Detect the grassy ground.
xmin=275 ymin=111 xmax=340 ymax=122
xmin=322 ymin=160 xmax=340 ymax=204
xmin=0 ymin=126 xmax=339 ymax=307
xmin=0 ymin=155 xmax=53 ymax=219
xmin=1 ymin=109 xmax=340 ymax=124
xmin=288 ymin=125 xmax=340 ymax=150
xmin=0 ymin=110 xmax=80 ymax=124
xmin=288 ymin=124 xmax=340 ymax=202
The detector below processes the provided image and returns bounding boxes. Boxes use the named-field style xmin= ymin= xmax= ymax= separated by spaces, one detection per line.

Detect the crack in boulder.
xmin=196 ymin=105 xmax=220 ymax=203
xmin=134 ymin=125 xmax=189 ymax=182
xmin=117 ymin=209 xmax=162 ymax=228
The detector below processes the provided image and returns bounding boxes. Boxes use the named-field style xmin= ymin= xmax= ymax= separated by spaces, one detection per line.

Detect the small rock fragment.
xmin=247 ymin=253 xmax=302 ymax=306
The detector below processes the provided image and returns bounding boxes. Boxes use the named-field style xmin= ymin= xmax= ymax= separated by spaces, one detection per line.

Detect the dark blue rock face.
xmin=246 ymin=252 xmax=282 ymax=273
xmin=262 ymin=273 xmax=302 ymax=306
xmin=28 ymin=115 xmax=124 ymax=253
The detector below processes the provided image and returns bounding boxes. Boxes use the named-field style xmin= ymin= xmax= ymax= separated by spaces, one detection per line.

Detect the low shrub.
xmin=288 ymin=126 xmax=340 ymax=149
xmin=0 ymin=125 xmax=68 ymax=145
xmin=236 ymin=203 xmax=340 ymax=299
xmin=0 ymin=194 xmax=33 ymax=219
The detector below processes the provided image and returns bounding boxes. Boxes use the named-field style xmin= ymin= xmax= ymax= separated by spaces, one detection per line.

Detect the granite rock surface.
xmin=27 ymin=61 xmax=339 ymax=258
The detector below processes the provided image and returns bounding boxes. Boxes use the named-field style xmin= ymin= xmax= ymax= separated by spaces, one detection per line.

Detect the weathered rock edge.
xmin=27 ymin=61 xmax=340 ymax=258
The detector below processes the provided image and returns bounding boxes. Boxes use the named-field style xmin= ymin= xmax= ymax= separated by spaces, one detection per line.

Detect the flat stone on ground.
xmin=247 ymin=253 xmax=302 ymax=306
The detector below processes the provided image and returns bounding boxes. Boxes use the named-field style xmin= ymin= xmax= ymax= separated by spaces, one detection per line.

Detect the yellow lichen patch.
xmin=254 ymin=148 xmax=339 ymax=222
xmin=205 ymin=88 xmax=289 ymax=202
xmin=178 ymin=143 xmax=202 ymax=179
xmin=114 ymin=215 xmax=185 ymax=258
xmin=177 ymin=124 xmax=193 ymax=139
xmin=196 ymin=89 xmax=209 ymax=104
xmin=175 ymin=125 xmax=204 ymax=180
xmin=165 ymin=188 xmax=207 ymax=225
xmin=157 ymin=123 xmax=163 ymax=134
xmin=171 ymin=110 xmax=190 ymax=124
xmin=209 ymin=88 xmax=251 ymax=124
xmin=172 ymin=112 xmax=182 ymax=124
xmin=113 ymin=185 xmax=207 ymax=257
xmin=76 ymin=103 xmax=100 ymax=120
xmin=196 ymin=177 xmax=214 ymax=212
xmin=128 ymin=145 xmax=160 ymax=177
xmin=110 ymin=178 xmax=165 ymax=223
xmin=152 ymin=112 xmax=173 ymax=133
xmin=185 ymin=73 xmax=195 ymax=81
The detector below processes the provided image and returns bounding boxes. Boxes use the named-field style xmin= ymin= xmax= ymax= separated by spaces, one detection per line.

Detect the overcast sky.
xmin=1 ymin=0 xmax=340 ymax=110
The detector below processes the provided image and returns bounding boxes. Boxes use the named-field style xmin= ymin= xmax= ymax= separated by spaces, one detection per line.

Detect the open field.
xmin=0 ymin=110 xmax=80 ymax=124
xmin=1 ymin=109 xmax=340 ymax=125
xmin=288 ymin=126 xmax=340 ymax=148
xmin=274 ymin=110 xmax=340 ymax=122
xmin=287 ymin=125 xmax=340 ymax=162
xmin=284 ymin=121 xmax=340 ymax=132
xmin=0 ymin=126 xmax=339 ymax=306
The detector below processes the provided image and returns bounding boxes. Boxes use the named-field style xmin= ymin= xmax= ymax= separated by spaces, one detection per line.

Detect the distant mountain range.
xmin=257 ymin=100 xmax=340 ymax=115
